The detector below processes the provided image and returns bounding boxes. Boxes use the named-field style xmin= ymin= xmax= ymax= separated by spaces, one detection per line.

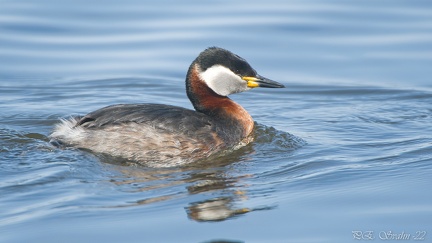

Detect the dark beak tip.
xmin=256 ymin=75 xmax=285 ymax=88
xmin=264 ymin=80 xmax=285 ymax=88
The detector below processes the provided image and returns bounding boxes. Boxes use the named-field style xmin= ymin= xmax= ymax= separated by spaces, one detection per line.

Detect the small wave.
xmin=253 ymin=123 xmax=306 ymax=152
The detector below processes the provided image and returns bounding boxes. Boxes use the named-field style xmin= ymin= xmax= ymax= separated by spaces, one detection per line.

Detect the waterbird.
xmin=50 ymin=47 xmax=285 ymax=167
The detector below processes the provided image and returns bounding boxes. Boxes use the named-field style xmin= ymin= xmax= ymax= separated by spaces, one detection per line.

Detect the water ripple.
xmin=1 ymin=0 xmax=432 ymax=241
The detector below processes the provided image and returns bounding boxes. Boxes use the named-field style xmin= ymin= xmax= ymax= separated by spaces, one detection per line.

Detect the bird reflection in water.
xmin=187 ymin=197 xmax=250 ymax=222
xmin=100 ymin=142 xmax=274 ymax=222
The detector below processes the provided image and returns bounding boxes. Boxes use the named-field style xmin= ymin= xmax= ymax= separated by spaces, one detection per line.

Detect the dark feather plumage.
xmin=79 ymin=103 xmax=221 ymax=140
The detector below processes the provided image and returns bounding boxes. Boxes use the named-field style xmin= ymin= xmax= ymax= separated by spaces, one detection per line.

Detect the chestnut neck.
xmin=186 ymin=64 xmax=254 ymax=140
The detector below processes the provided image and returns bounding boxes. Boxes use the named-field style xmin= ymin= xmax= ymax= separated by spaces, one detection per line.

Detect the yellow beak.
xmin=242 ymin=75 xmax=285 ymax=88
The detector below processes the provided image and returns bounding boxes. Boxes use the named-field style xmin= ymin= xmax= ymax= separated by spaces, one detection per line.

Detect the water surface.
xmin=1 ymin=0 xmax=431 ymax=242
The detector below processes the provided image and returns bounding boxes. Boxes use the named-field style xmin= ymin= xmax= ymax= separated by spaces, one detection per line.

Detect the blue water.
xmin=1 ymin=0 xmax=431 ymax=242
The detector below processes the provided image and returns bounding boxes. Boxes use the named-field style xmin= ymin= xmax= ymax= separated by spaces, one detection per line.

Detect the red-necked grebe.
xmin=50 ymin=47 xmax=284 ymax=167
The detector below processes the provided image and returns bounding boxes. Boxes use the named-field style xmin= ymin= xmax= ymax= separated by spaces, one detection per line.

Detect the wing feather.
xmin=76 ymin=104 xmax=214 ymax=135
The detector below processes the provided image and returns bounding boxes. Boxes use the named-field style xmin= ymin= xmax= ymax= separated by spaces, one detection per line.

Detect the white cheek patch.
xmin=199 ymin=65 xmax=250 ymax=96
